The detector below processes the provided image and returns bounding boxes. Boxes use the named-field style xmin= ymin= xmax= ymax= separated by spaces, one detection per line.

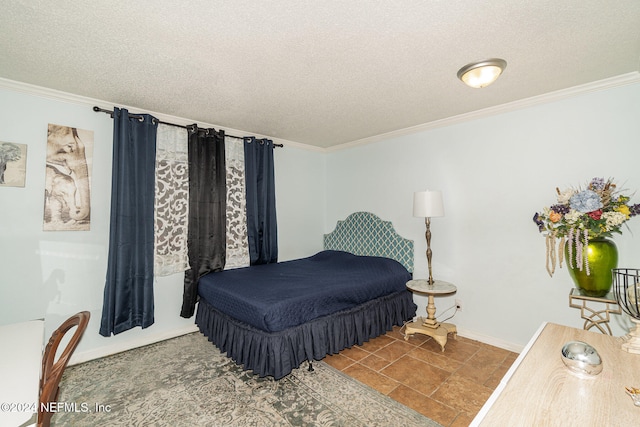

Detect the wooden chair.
xmin=37 ymin=311 xmax=90 ymax=427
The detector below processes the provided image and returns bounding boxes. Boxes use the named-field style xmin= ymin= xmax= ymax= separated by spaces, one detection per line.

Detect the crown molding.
xmin=0 ymin=77 xmax=320 ymax=152
xmin=328 ymin=72 xmax=640 ymax=153
xmin=2 ymin=72 xmax=638 ymax=155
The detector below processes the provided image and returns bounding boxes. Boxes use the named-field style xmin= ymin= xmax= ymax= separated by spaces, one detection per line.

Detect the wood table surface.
xmin=472 ymin=322 xmax=640 ymax=426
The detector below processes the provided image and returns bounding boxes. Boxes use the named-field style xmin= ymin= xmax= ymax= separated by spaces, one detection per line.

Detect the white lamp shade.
xmin=413 ymin=190 xmax=444 ymax=218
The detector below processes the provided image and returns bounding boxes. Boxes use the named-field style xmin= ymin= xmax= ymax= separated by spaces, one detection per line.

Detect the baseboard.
xmin=69 ymin=324 xmax=199 ymax=366
xmin=457 ymin=327 xmax=525 ymax=354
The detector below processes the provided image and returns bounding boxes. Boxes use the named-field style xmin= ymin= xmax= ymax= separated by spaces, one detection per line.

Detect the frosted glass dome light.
xmin=457 ymin=58 xmax=507 ymax=88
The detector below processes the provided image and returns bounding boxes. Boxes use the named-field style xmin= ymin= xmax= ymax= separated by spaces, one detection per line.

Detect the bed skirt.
xmin=195 ymin=290 xmax=417 ymax=379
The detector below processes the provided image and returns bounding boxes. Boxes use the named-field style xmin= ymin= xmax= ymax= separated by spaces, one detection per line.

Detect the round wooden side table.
xmin=405 ymin=279 xmax=457 ymax=351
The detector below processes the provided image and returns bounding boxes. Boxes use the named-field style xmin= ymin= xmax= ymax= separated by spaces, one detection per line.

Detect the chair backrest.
xmin=37 ymin=311 xmax=90 ymax=427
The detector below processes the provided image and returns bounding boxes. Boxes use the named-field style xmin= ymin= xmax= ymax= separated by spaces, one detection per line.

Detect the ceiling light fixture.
xmin=457 ymin=58 xmax=507 ymax=88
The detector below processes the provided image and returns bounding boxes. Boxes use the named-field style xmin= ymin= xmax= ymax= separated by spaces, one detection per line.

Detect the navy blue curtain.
xmin=244 ymin=137 xmax=278 ymax=265
xmin=181 ymin=127 xmax=226 ymax=318
xmin=99 ymin=108 xmax=158 ymax=336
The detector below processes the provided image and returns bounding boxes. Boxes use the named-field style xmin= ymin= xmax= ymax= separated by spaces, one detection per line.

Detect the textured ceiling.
xmin=1 ymin=1 xmax=639 ymax=148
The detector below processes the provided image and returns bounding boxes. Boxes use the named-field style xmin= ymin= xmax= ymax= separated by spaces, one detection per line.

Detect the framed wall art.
xmin=43 ymin=124 xmax=94 ymax=231
xmin=0 ymin=141 xmax=27 ymax=188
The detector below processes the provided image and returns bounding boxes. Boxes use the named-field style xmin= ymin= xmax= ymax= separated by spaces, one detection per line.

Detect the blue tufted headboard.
xmin=323 ymin=212 xmax=414 ymax=273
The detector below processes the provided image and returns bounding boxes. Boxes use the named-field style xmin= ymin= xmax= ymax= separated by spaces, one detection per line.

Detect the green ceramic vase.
xmin=565 ymin=238 xmax=618 ymax=297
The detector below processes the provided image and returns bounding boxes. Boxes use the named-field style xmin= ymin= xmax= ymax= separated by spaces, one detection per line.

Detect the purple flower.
xmin=589 ymin=177 xmax=606 ymax=191
xmin=570 ymin=190 xmax=603 ymax=213
xmin=550 ymin=204 xmax=570 ymax=214
xmin=533 ymin=213 xmax=545 ymax=232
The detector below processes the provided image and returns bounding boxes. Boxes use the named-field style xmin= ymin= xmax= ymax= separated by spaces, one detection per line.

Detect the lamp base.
xmin=405 ymin=318 xmax=457 ymax=352
xmin=621 ymin=318 xmax=640 ymax=354
xmin=421 ymin=317 xmax=440 ymax=329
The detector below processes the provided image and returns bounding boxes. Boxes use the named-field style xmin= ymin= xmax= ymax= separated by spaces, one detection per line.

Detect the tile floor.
xmin=324 ymin=324 xmax=519 ymax=427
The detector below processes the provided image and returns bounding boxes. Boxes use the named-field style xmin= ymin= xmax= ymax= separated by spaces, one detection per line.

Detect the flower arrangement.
xmin=533 ymin=177 xmax=640 ymax=277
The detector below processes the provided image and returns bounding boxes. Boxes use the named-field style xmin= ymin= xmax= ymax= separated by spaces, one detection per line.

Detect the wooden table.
xmin=471 ymin=322 xmax=640 ymax=426
xmin=0 ymin=320 xmax=44 ymax=427
xmin=404 ymin=279 xmax=457 ymax=351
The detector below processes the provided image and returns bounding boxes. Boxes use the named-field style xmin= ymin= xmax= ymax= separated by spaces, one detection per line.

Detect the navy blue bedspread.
xmin=198 ymin=250 xmax=412 ymax=333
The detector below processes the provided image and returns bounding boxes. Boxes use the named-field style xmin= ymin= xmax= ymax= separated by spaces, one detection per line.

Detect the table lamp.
xmin=413 ymin=190 xmax=444 ymax=285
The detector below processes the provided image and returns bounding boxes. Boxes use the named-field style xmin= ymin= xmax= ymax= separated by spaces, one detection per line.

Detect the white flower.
xmin=557 ymin=188 xmax=575 ymax=204
xmin=564 ymin=210 xmax=582 ymax=224
xmin=603 ymin=211 xmax=626 ymax=228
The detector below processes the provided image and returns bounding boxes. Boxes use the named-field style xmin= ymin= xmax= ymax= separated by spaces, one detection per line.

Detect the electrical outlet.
xmin=455 ymin=299 xmax=463 ymax=312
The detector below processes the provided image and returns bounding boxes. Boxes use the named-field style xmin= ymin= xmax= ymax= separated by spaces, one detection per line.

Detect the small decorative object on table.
xmin=612 ymin=268 xmax=640 ymax=354
xmin=625 ymin=387 xmax=640 ymax=407
xmin=560 ymin=340 xmax=602 ymax=376
xmin=533 ymin=177 xmax=640 ymax=297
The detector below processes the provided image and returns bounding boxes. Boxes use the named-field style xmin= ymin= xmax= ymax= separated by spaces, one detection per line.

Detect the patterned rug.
xmin=54 ymin=332 xmax=441 ymax=426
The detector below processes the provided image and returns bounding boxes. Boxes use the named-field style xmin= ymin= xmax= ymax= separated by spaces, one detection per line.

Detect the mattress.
xmin=197 ymin=250 xmax=412 ymax=333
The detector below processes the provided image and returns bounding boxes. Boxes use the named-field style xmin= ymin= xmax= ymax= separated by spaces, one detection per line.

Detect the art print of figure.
xmin=0 ymin=141 xmax=27 ymax=187
xmin=43 ymin=124 xmax=93 ymax=231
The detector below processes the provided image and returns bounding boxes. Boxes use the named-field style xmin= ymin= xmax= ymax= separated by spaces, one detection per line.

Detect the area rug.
xmin=54 ymin=332 xmax=441 ymax=426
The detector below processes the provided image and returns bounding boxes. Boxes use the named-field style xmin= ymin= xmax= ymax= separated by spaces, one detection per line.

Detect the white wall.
xmin=274 ymin=144 xmax=326 ymax=261
xmin=326 ymin=82 xmax=640 ymax=350
xmin=0 ymin=83 xmax=325 ymax=363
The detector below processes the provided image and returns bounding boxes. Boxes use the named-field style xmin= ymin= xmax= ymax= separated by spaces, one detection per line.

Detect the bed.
xmin=195 ymin=211 xmax=416 ymax=379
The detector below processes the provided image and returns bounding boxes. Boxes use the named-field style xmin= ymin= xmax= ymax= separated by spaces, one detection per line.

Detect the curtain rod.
xmin=92 ymin=106 xmax=283 ymax=147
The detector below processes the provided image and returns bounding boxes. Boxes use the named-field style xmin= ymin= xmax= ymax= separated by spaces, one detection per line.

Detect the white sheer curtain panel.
xmin=224 ymin=136 xmax=250 ymax=269
xmin=154 ymin=123 xmax=189 ymax=276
